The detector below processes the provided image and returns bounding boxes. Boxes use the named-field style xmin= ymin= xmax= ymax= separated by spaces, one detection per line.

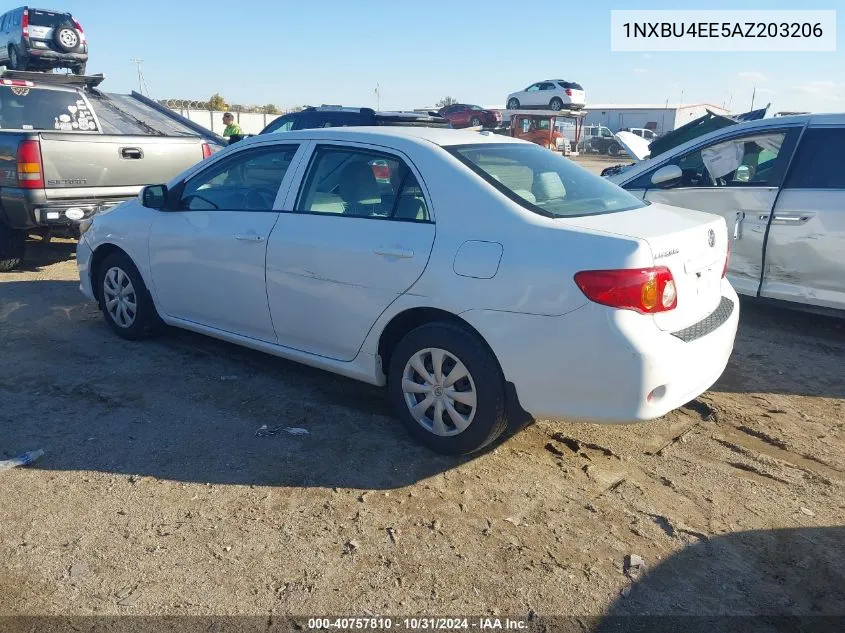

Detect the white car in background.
xmin=77 ymin=127 xmax=738 ymax=455
xmin=608 ymin=113 xmax=845 ymax=313
xmin=506 ymin=80 xmax=586 ymax=111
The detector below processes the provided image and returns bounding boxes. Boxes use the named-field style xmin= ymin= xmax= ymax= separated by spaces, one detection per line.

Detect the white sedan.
xmin=76 ymin=127 xmax=739 ymax=455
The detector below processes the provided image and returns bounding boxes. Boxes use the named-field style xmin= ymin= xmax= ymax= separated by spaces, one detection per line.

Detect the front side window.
xmin=526 ymin=84 xmax=540 ymax=92
xmin=601 ymin=128 xmax=613 ymax=138
xmin=784 ymin=128 xmax=845 ymax=189
xmin=470 ymin=105 xmax=483 ymax=111
xmin=179 ymin=145 xmax=299 ymax=211
xmin=450 ymin=143 xmax=646 ymax=217
xmin=296 ymin=146 xmax=430 ymax=221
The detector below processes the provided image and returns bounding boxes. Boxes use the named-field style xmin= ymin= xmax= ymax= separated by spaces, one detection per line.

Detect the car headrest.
xmin=338 ymin=161 xmax=381 ymax=208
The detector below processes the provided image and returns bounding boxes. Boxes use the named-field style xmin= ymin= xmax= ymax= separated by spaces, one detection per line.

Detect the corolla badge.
xmin=708 ymin=229 xmax=716 ymax=248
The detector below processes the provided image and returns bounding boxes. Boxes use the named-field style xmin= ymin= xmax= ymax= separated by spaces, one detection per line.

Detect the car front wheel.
xmin=98 ymin=251 xmax=161 ymax=340
xmin=388 ymin=322 xmax=508 ymax=455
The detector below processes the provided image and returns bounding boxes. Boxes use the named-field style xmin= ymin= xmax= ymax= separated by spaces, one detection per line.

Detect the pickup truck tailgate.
xmin=40 ymin=133 xmax=204 ymax=196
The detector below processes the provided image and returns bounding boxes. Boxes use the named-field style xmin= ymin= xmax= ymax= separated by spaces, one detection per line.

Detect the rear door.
xmin=266 ymin=142 xmax=436 ymax=361
xmin=148 ymin=143 xmax=304 ymax=342
xmin=761 ymin=125 xmax=845 ymax=310
xmin=623 ymin=126 xmax=800 ymax=297
xmin=26 ymin=9 xmax=67 ymax=47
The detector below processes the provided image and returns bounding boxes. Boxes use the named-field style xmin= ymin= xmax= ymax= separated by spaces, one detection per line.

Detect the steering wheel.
xmin=245 ymin=187 xmax=277 ymax=210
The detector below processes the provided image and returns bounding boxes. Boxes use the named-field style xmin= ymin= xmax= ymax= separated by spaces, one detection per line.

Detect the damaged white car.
xmin=607 ymin=114 xmax=845 ymax=314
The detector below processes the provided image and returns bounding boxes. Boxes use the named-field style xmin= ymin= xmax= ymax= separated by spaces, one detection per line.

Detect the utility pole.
xmin=750 ymin=86 xmax=756 ymax=111
xmin=131 ymin=58 xmax=144 ymax=95
xmin=374 ymin=83 xmax=381 ymax=111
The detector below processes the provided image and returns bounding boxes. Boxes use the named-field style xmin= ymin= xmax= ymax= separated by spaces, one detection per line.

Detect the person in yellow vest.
xmin=222 ymin=112 xmax=244 ymax=144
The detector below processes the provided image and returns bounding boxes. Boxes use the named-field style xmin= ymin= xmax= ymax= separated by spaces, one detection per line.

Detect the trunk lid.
xmin=568 ymin=202 xmax=728 ymax=332
xmin=39 ymin=134 xmax=205 ymax=193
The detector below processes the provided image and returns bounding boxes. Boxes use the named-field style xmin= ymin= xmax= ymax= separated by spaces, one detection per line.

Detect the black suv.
xmin=259 ymin=106 xmax=450 ymax=135
xmin=0 ymin=7 xmax=88 ymax=75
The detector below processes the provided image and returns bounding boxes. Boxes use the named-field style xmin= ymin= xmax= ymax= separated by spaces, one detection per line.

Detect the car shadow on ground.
xmin=17 ymin=238 xmax=77 ymax=272
xmin=593 ymin=526 xmax=845 ymax=632
xmin=711 ymin=297 xmax=845 ymax=400
xmin=1 ymin=280 xmax=842 ymax=489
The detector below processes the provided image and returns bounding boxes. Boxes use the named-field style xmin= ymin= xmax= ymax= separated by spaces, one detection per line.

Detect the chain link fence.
xmin=160 ymin=99 xmax=293 ymax=135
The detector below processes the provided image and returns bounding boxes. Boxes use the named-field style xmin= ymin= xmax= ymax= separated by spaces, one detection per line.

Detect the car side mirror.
xmin=651 ymin=164 xmax=682 ymax=188
xmin=141 ymin=184 xmax=168 ymax=209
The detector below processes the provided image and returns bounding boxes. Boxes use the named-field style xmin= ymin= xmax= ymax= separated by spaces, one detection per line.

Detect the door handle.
xmin=374 ymin=247 xmax=414 ymax=259
xmin=120 ymin=147 xmax=144 ymax=159
xmin=234 ymin=233 xmax=264 ymax=242
xmin=733 ymin=211 xmax=745 ymax=240
xmin=772 ymin=214 xmax=812 ymax=225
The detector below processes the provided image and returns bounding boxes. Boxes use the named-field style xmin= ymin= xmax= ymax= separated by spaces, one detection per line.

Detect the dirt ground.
xmin=1 ymin=158 xmax=844 ymax=629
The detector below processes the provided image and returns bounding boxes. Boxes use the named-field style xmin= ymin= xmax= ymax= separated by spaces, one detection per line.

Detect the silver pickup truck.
xmin=0 ymin=71 xmax=224 ymax=271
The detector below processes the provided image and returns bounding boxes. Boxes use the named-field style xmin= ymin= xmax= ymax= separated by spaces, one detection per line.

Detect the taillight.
xmin=0 ymin=79 xmax=34 ymax=87
xmin=21 ymin=9 xmax=29 ymax=36
xmin=201 ymin=143 xmax=212 ymax=159
xmin=722 ymin=242 xmax=730 ymax=278
xmin=565 ymin=88 xmax=572 ymax=96
xmin=17 ymin=140 xmax=44 ymax=190
xmin=574 ymin=267 xmax=677 ymax=314
xmin=72 ymin=19 xmax=86 ymax=43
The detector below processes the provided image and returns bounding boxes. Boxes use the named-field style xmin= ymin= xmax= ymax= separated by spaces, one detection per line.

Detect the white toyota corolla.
xmin=77 ymin=127 xmax=739 ymax=454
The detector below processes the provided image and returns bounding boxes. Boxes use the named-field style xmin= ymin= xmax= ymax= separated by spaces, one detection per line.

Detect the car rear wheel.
xmin=98 ymin=251 xmax=161 ymax=340
xmin=8 ymin=46 xmax=23 ymax=71
xmin=388 ymin=322 xmax=508 ymax=455
xmin=470 ymin=116 xmax=482 ymax=127
xmin=507 ymin=98 xmax=520 ymax=110
xmin=549 ymin=97 xmax=564 ymax=111
xmin=0 ymin=223 xmax=26 ymax=272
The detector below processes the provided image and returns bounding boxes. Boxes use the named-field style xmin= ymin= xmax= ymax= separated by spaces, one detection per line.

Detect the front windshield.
xmin=449 ymin=143 xmax=646 ymax=217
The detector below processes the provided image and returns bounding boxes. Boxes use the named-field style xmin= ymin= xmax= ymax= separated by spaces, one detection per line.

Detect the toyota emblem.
xmin=708 ymin=229 xmax=716 ymax=248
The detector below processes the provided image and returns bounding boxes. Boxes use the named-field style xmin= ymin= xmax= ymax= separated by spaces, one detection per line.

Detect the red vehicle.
xmin=438 ymin=103 xmax=502 ymax=129
xmin=508 ymin=114 xmax=568 ymax=152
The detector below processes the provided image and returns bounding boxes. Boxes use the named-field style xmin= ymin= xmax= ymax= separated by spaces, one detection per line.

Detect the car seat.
xmin=338 ymin=161 xmax=382 ymax=216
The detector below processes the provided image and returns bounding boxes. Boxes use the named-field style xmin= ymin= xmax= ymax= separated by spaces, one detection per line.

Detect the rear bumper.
xmin=461 ymin=279 xmax=740 ymax=422
xmin=23 ymin=43 xmax=88 ymax=63
xmin=0 ymin=188 xmax=131 ymax=230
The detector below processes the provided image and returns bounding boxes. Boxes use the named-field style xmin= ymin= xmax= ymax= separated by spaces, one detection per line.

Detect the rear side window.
xmin=296 ymin=146 xmax=429 ymax=221
xmin=558 ymin=81 xmax=583 ymax=90
xmin=784 ymin=128 xmax=845 ymax=189
xmin=0 ymin=86 xmax=98 ymax=131
xmin=28 ymin=10 xmax=72 ymax=27
xmin=450 ymin=143 xmax=645 ymax=217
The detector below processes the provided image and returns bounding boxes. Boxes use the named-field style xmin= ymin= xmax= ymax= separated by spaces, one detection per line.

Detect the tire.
xmin=0 ymin=223 xmax=26 ymax=272
xmin=549 ymin=97 xmax=564 ymax=111
xmin=387 ymin=322 xmax=508 ymax=455
xmin=72 ymin=62 xmax=87 ymax=76
xmin=507 ymin=98 xmax=520 ymax=110
xmin=97 ymin=251 xmax=161 ymax=340
xmin=54 ymin=25 xmax=80 ymax=53
xmin=608 ymin=142 xmax=622 ymax=156
xmin=470 ymin=116 xmax=482 ymax=127
xmin=8 ymin=46 xmax=22 ymax=71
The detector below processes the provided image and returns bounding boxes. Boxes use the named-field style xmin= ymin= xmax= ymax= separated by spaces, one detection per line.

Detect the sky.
xmin=42 ymin=0 xmax=844 ymax=113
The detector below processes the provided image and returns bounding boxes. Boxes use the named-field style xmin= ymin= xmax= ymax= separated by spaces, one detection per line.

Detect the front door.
xmin=148 ymin=143 xmax=303 ymax=342
xmin=266 ymin=143 xmax=436 ymax=361
xmin=626 ymin=127 xmax=799 ymax=296
xmin=762 ymin=126 xmax=845 ymax=310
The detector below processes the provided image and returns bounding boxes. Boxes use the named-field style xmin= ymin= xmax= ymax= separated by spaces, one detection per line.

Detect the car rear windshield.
xmin=0 ymin=86 xmax=98 ymax=132
xmin=28 ymin=10 xmax=71 ymax=27
xmin=557 ymin=81 xmax=583 ymax=90
xmin=449 ymin=143 xmax=645 ymax=217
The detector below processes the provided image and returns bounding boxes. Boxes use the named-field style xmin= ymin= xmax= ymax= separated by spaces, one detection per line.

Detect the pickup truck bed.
xmin=0 ymin=71 xmax=224 ymax=270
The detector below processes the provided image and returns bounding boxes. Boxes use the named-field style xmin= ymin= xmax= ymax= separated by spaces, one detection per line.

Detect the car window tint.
xmin=296 ymin=146 xmax=428 ymax=221
xmin=268 ymin=116 xmax=294 ymax=133
xmin=29 ymin=10 xmax=69 ymax=27
xmin=180 ymin=145 xmax=298 ymax=212
xmin=451 ymin=143 xmax=645 ymax=217
xmin=784 ymin=128 xmax=845 ymax=189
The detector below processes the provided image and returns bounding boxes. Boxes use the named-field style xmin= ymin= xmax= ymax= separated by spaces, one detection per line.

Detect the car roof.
xmin=615 ymin=113 xmax=845 ymax=182
xmin=242 ymin=126 xmax=525 ymax=150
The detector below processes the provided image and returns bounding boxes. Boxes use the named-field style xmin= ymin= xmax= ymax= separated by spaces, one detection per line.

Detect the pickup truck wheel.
xmin=98 ymin=252 xmax=161 ymax=340
xmin=0 ymin=224 xmax=26 ymax=272
xmin=507 ymin=98 xmax=520 ymax=110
